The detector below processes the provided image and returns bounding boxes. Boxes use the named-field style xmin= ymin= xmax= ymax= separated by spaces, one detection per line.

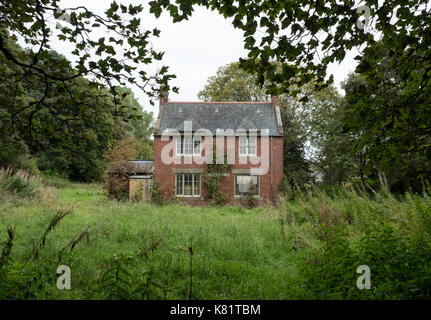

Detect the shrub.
xmin=280 ymin=183 xmax=431 ymax=299
xmin=98 ymin=253 xmax=164 ymax=299
xmin=297 ymin=214 xmax=431 ymax=299
xmin=103 ymin=137 xmax=138 ymax=200
xmin=149 ymin=177 xmax=169 ymax=206
xmin=0 ymin=167 xmax=41 ymax=199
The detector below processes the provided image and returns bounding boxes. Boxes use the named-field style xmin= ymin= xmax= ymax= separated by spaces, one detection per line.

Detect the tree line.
xmin=0 ymin=30 xmax=153 ymax=182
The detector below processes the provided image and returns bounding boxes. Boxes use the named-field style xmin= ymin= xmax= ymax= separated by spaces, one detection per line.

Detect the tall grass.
xmin=279 ymin=183 xmax=431 ymax=233
xmin=0 ymin=167 xmax=40 ymax=199
xmin=0 ymin=180 xmax=430 ymax=299
xmin=0 ymin=167 xmax=57 ymax=205
xmin=278 ymin=184 xmax=431 ymax=299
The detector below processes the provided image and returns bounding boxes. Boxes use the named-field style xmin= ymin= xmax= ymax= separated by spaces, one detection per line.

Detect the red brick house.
xmin=152 ymin=88 xmax=283 ymax=205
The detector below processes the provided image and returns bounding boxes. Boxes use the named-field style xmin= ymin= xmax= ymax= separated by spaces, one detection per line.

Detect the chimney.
xmin=271 ymin=95 xmax=279 ymax=107
xmin=160 ymin=83 xmax=169 ymax=106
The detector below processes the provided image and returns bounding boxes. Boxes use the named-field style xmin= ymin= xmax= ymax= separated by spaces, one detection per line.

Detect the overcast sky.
xmin=51 ymin=0 xmax=359 ymax=115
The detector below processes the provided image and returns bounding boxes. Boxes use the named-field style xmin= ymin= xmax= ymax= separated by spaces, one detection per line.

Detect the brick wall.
xmin=153 ymin=135 xmax=283 ymax=205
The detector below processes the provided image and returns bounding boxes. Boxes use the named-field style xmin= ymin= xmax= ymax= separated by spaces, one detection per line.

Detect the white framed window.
xmin=234 ymin=174 xmax=260 ymax=197
xmin=239 ymin=135 xmax=257 ymax=156
xmin=176 ymin=173 xmax=201 ymax=197
xmin=176 ymin=136 xmax=201 ymax=156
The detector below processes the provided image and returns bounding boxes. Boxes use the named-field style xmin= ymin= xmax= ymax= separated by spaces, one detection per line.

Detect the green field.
xmin=1 ymin=179 xmax=430 ymax=299
xmin=0 ymin=183 xmax=307 ymax=299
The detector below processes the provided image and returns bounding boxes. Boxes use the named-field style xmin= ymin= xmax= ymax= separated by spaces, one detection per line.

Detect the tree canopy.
xmin=149 ymin=0 xmax=431 ymax=95
xmin=0 ymin=35 xmax=153 ymax=181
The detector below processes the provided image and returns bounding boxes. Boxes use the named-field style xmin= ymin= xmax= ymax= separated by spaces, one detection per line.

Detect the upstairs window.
xmin=239 ymin=135 xmax=257 ymax=156
xmin=176 ymin=136 xmax=201 ymax=156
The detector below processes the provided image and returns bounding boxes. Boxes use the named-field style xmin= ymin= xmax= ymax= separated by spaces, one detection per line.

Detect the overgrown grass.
xmin=0 ymin=167 xmax=41 ymax=199
xmin=0 ymin=181 xmax=430 ymax=299
xmin=280 ymin=184 xmax=431 ymax=299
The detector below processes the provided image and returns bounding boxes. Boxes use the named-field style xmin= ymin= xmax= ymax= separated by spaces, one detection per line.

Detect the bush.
xmin=287 ymin=184 xmax=431 ymax=299
xmin=0 ymin=167 xmax=41 ymax=199
xmin=299 ymin=223 xmax=431 ymax=299
xmin=103 ymin=137 xmax=138 ymax=200
xmin=149 ymin=177 xmax=169 ymax=206
xmin=98 ymin=253 xmax=164 ymax=299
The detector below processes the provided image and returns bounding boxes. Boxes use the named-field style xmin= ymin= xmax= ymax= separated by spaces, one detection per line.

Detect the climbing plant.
xmin=204 ymin=143 xmax=231 ymax=206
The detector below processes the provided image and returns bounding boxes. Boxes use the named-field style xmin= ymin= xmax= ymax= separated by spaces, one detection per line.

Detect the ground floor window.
xmin=234 ymin=174 xmax=260 ymax=197
xmin=176 ymin=173 xmax=201 ymax=197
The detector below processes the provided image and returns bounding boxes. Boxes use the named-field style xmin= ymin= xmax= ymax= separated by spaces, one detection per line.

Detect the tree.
xmin=150 ymin=0 xmax=431 ymax=100
xmin=115 ymin=87 xmax=154 ymax=160
xmin=0 ymin=39 xmax=152 ymax=181
xmin=343 ymin=51 xmax=431 ymax=192
xmin=0 ymin=33 xmax=38 ymax=173
xmin=306 ymin=80 xmax=364 ymax=186
xmin=0 ymin=2 xmax=176 ymax=141
xmin=198 ymin=62 xmax=268 ymax=102
xmin=103 ymin=137 xmax=138 ymax=200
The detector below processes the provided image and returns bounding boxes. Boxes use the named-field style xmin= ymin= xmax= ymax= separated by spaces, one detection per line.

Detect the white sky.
xmin=49 ymin=0 xmax=358 ymax=115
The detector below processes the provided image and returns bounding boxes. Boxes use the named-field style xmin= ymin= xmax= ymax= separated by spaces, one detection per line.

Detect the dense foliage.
xmin=0 ymin=34 xmax=153 ymax=182
xmin=103 ymin=137 xmax=138 ymax=200
xmin=282 ymin=185 xmax=431 ymax=299
xmin=343 ymin=44 xmax=431 ymax=192
xmin=150 ymin=0 xmax=431 ymax=99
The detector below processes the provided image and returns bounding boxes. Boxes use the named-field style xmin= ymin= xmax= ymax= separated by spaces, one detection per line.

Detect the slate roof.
xmin=108 ymin=160 xmax=153 ymax=174
xmin=155 ymin=102 xmax=282 ymax=136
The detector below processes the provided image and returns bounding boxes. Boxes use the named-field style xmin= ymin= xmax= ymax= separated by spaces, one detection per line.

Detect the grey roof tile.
xmin=108 ymin=160 xmax=153 ymax=174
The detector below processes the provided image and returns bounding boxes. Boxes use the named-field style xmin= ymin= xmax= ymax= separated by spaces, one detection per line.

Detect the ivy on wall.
xmin=204 ymin=143 xmax=231 ymax=206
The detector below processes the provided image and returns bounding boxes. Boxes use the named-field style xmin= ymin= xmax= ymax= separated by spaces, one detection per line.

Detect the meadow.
xmin=1 ymin=170 xmax=430 ymax=299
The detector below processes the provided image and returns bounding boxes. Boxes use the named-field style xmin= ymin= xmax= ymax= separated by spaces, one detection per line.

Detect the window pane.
xmin=235 ymin=175 xmax=259 ymax=196
xmin=184 ymin=174 xmax=193 ymax=196
xmin=248 ymin=136 xmax=257 ymax=155
xmin=254 ymin=176 xmax=259 ymax=195
xmin=193 ymin=174 xmax=200 ymax=196
xmin=193 ymin=138 xmax=201 ymax=155
xmin=239 ymin=136 xmax=247 ymax=155
xmin=176 ymin=137 xmax=182 ymax=155
xmin=176 ymin=174 xmax=183 ymax=195
xmin=184 ymin=137 xmax=193 ymax=155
